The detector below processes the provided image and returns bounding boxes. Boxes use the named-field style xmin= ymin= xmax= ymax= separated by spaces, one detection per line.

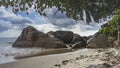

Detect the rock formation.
xmin=13 ymin=26 xmax=66 ymax=48
xmin=13 ymin=26 xmax=87 ymax=48
xmin=53 ymin=31 xmax=74 ymax=43
xmin=87 ymin=34 xmax=110 ymax=48
xmin=71 ymin=34 xmax=86 ymax=48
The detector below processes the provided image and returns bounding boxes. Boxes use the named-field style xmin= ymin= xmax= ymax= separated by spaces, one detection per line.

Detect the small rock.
xmin=54 ymin=64 xmax=61 ymax=67
xmin=113 ymin=64 xmax=120 ymax=68
xmin=76 ymin=57 xmax=80 ymax=60
xmin=80 ymin=55 xmax=85 ymax=59
xmin=97 ymin=49 xmax=103 ymax=53
xmin=103 ymin=63 xmax=112 ymax=68
xmin=62 ymin=60 xmax=69 ymax=65
xmin=87 ymin=63 xmax=112 ymax=68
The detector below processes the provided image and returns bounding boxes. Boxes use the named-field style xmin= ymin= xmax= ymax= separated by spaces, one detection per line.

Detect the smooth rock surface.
xmin=87 ymin=34 xmax=110 ymax=48
xmin=13 ymin=26 xmax=66 ymax=48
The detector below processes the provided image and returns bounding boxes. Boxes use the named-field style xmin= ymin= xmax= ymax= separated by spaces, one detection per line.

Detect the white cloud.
xmin=0 ymin=6 xmax=34 ymax=25
xmin=0 ymin=29 xmax=21 ymax=38
xmin=32 ymin=23 xmax=98 ymax=36
xmin=0 ymin=6 xmax=111 ymax=37
xmin=0 ymin=20 xmax=12 ymax=28
xmin=43 ymin=7 xmax=77 ymax=27
xmin=0 ymin=6 xmax=34 ymax=37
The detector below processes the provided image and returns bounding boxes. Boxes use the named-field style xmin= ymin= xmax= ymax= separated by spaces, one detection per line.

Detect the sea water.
xmin=0 ymin=38 xmax=41 ymax=64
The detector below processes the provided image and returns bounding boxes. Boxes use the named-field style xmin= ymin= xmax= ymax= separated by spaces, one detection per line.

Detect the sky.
xmin=0 ymin=6 xmax=111 ymax=38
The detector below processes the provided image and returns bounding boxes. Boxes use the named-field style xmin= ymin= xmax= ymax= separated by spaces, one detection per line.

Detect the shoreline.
xmin=14 ymin=48 xmax=74 ymax=59
xmin=0 ymin=49 xmax=80 ymax=68
xmin=0 ymin=48 xmax=117 ymax=68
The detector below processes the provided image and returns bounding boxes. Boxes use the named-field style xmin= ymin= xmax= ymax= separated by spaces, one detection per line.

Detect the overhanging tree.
xmin=0 ymin=0 xmax=120 ymax=23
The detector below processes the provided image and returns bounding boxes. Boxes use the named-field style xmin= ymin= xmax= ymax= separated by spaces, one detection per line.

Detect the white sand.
xmin=0 ymin=48 xmax=117 ymax=68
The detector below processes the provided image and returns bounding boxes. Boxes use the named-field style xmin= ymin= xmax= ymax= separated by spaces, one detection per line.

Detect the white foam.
xmin=0 ymin=45 xmax=41 ymax=64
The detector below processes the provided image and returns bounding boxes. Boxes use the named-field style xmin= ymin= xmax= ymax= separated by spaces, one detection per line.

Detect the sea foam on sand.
xmin=0 ymin=48 xmax=118 ymax=68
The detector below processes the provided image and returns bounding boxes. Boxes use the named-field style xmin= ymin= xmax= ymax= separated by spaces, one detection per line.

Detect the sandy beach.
xmin=0 ymin=48 xmax=118 ymax=68
xmin=0 ymin=0 xmax=119 ymax=68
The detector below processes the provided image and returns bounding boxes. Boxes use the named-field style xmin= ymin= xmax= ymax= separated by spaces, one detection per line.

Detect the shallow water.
xmin=0 ymin=38 xmax=41 ymax=64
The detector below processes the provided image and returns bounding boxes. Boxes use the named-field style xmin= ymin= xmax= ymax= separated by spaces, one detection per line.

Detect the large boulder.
xmin=44 ymin=37 xmax=66 ymax=48
xmin=87 ymin=34 xmax=110 ymax=48
xmin=46 ymin=31 xmax=55 ymax=38
xmin=53 ymin=31 xmax=74 ymax=43
xmin=83 ymin=35 xmax=93 ymax=41
xmin=13 ymin=26 xmax=66 ymax=48
xmin=13 ymin=26 xmax=48 ymax=47
xmin=71 ymin=34 xmax=87 ymax=48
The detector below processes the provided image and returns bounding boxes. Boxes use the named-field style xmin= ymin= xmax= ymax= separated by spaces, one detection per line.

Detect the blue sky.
xmin=0 ymin=6 xmax=110 ymax=37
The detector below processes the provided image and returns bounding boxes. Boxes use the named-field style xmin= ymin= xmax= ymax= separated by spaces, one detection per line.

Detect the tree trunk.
xmin=117 ymin=25 xmax=120 ymax=46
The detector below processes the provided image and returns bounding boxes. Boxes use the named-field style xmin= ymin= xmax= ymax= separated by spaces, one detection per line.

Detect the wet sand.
xmin=0 ymin=48 xmax=118 ymax=68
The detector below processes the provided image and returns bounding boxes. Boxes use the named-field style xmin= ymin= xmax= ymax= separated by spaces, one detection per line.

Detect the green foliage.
xmin=99 ymin=10 xmax=120 ymax=35
xmin=0 ymin=0 xmax=120 ymax=23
